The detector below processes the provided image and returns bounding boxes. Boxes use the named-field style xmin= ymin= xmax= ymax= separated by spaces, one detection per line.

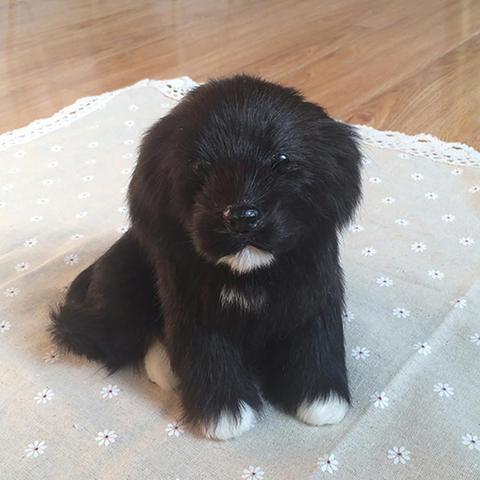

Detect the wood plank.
xmin=0 ymin=0 xmax=478 ymax=147
xmin=346 ymin=33 xmax=480 ymax=145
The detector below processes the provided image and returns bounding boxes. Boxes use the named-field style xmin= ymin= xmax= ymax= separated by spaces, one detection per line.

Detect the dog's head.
xmin=131 ymin=75 xmax=361 ymax=274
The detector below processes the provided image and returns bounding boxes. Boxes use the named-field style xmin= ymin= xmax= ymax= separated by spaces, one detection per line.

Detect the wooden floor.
xmin=1 ymin=0 xmax=479 ymax=147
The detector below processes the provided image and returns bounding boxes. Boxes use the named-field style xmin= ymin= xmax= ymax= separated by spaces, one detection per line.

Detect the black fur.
xmin=50 ymin=75 xmax=361 ymax=432
xmin=50 ymin=231 xmax=162 ymax=373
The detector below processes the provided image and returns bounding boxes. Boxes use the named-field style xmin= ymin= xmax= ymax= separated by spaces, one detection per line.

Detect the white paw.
xmin=296 ymin=394 xmax=349 ymax=426
xmin=144 ymin=340 xmax=179 ymax=391
xmin=202 ymin=402 xmax=256 ymax=440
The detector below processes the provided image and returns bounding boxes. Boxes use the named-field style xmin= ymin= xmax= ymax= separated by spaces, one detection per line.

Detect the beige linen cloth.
xmin=0 ymin=78 xmax=479 ymax=480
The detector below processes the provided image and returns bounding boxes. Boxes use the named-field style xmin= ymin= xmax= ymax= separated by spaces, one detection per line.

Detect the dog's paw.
xmin=296 ymin=394 xmax=349 ymax=426
xmin=144 ymin=341 xmax=179 ymax=391
xmin=202 ymin=402 xmax=256 ymax=440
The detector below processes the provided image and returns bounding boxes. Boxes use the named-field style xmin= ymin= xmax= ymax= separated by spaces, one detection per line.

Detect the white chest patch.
xmin=220 ymin=286 xmax=265 ymax=311
xmin=217 ymin=246 xmax=275 ymax=274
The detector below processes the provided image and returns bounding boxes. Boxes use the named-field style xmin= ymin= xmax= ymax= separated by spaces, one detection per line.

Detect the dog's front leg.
xmin=166 ymin=323 xmax=262 ymax=440
xmin=262 ymin=298 xmax=350 ymax=426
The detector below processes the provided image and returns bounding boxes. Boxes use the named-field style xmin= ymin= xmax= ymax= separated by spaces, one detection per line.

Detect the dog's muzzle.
xmin=223 ymin=205 xmax=260 ymax=233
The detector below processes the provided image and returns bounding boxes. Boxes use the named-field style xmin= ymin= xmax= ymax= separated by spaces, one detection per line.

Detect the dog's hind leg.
xmin=50 ymin=231 xmax=162 ymax=372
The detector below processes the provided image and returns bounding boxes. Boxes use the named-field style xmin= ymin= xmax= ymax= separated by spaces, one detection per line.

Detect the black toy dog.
xmin=50 ymin=75 xmax=361 ymax=440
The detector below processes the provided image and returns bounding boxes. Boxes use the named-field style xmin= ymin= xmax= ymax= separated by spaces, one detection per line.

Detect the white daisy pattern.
xmin=376 ymin=276 xmax=393 ymax=287
xmin=43 ymin=350 xmax=61 ymax=364
xmin=124 ymin=120 xmax=135 ymax=127
xmin=424 ymin=192 xmax=438 ymax=200
xmin=4 ymin=287 xmax=20 ymax=297
xmin=75 ymin=211 xmax=88 ymax=219
xmin=242 ymin=466 xmax=265 ymax=480
xmin=116 ymin=225 xmax=129 ymax=234
xmin=451 ymin=168 xmax=463 ymax=176
xmin=71 ymin=233 xmax=84 ymax=240
xmin=0 ymin=320 xmax=12 ymax=333
xmin=370 ymin=391 xmax=389 ymax=409
xmin=411 ymin=241 xmax=426 ymax=253
xmin=351 ymin=346 xmax=370 ymax=360
xmin=25 ymin=440 xmax=47 ymax=458
xmin=398 ymin=153 xmax=409 ymax=159
xmin=395 ymin=218 xmax=409 ymax=226
xmin=441 ymin=214 xmax=455 ymax=222
xmin=469 ymin=333 xmax=480 ymax=346
xmin=82 ymin=175 xmax=94 ymax=182
xmin=47 ymin=161 xmax=59 ymax=168
xmin=101 ymin=385 xmax=120 ymax=399
xmin=348 ymin=224 xmax=364 ymax=233
xmin=369 ymin=176 xmax=382 ymax=184
xmin=428 ymin=270 xmax=444 ymax=280
xmin=462 ymin=434 xmax=480 ymax=451
xmin=37 ymin=198 xmax=49 ymax=205
xmin=121 ymin=167 xmax=133 ymax=175
xmin=64 ymin=254 xmax=79 ymax=266
xmin=459 ymin=237 xmax=475 ymax=247
xmin=393 ymin=307 xmax=410 ymax=319
xmin=433 ymin=383 xmax=454 ymax=398
xmin=413 ymin=342 xmax=431 ymax=356
xmin=42 ymin=179 xmax=54 ymax=186
xmin=165 ymin=422 xmax=184 ymax=438
xmin=96 ymin=430 xmax=118 ymax=446
xmin=30 ymin=215 xmax=43 ymax=222
xmin=50 ymin=145 xmax=63 ymax=152
xmin=382 ymin=196 xmax=396 ymax=204
xmin=343 ymin=311 xmax=355 ymax=323
xmin=78 ymin=192 xmax=91 ymax=199
xmin=34 ymin=388 xmax=55 ymax=404
xmin=468 ymin=185 xmax=479 ymax=193
xmin=452 ymin=298 xmax=467 ymax=309
xmin=15 ymin=261 xmax=30 ymax=272
xmin=318 ymin=454 xmax=339 ymax=474
xmin=24 ymin=238 xmax=38 ymax=247
xmin=387 ymin=446 xmax=411 ymax=465
xmin=411 ymin=172 xmax=424 ymax=181
xmin=88 ymin=142 xmax=99 ymax=149
xmin=129 ymin=104 xmax=139 ymax=111
xmin=361 ymin=247 xmax=376 ymax=257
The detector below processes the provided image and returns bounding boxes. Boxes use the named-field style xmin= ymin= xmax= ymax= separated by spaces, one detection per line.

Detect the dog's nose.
xmin=223 ymin=205 xmax=260 ymax=232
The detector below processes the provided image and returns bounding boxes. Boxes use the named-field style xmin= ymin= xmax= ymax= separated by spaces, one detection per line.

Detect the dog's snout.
xmin=223 ymin=205 xmax=260 ymax=233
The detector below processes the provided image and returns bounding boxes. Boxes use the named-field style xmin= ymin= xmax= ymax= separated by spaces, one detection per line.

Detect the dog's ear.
xmin=305 ymin=106 xmax=362 ymax=229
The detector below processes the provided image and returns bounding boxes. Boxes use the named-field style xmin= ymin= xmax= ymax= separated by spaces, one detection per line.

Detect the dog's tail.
xmin=49 ymin=233 xmax=161 ymax=373
xmin=49 ymin=265 xmax=116 ymax=367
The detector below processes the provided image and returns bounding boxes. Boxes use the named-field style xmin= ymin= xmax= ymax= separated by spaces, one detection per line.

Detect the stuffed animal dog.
xmin=51 ymin=75 xmax=362 ymax=440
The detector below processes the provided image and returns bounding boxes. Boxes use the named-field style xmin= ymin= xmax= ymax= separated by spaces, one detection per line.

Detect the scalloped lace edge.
xmin=1 ymin=77 xmax=478 ymax=167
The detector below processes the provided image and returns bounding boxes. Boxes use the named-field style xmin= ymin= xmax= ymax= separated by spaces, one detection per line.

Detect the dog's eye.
xmin=271 ymin=153 xmax=290 ymax=173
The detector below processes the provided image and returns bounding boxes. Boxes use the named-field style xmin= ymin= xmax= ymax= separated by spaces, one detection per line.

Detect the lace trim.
xmin=1 ymin=76 xmax=478 ymax=167
xmin=0 ymin=77 xmax=198 ymax=151
xmin=354 ymin=124 xmax=480 ymax=167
